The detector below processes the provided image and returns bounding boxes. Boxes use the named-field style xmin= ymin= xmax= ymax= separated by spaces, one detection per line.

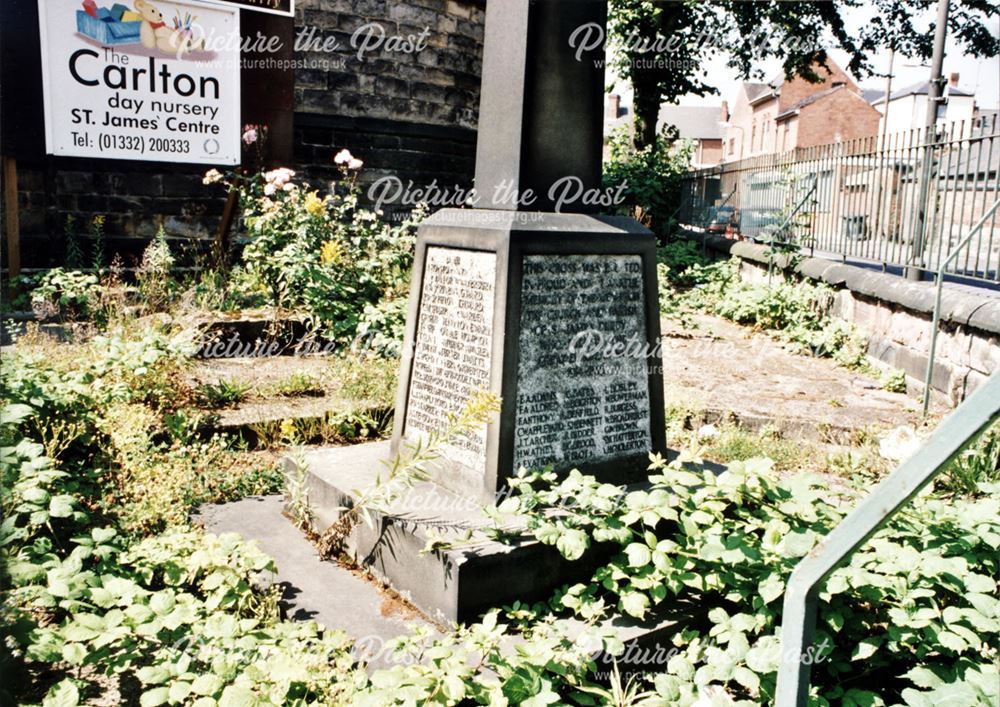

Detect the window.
xmin=729 ymin=138 xmax=735 ymax=155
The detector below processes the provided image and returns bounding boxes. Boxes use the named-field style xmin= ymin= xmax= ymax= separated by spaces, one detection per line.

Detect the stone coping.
xmin=691 ymin=232 xmax=1000 ymax=336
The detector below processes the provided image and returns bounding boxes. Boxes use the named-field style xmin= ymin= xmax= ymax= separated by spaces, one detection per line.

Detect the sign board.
xmin=197 ymin=0 xmax=294 ymax=18
xmin=37 ymin=0 xmax=241 ymax=165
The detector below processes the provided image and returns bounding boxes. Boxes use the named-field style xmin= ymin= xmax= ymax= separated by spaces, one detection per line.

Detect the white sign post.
xmin=37 ymin=0 xmax=241 ymax=165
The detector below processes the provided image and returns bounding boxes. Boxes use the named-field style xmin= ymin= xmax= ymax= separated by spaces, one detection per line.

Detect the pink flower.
xmin=242 ymin=126 xmax=259 ymax=145
xmin=264 ymin=168 xmax=295 ymax=186
xmin=202 ymin=169 xmax=223 ymax=185
xmin=348 ymin=157 xmax=364 ymax=170
xmin=263 ymin=183 xmax=276 ymax=196
xmin=334 ymin=148 xmax=354 ymax=165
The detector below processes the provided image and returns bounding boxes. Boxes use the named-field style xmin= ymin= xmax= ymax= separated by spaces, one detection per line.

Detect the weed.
xmin=196 ymin=380 xmax=251 ymax=408
xmin=271 ymin=372 xmax=324 ymax=397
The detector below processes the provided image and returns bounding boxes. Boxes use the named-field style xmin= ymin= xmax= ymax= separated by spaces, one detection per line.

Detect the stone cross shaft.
xmin=474 ymin=0 xmax=607 ymax=212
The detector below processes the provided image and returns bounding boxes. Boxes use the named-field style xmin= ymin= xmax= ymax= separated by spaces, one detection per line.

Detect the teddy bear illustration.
xmin=134 ymin=0 xmax=205 ymax=55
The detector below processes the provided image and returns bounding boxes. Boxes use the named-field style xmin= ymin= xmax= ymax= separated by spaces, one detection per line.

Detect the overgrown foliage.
xmin=657 ymin=241 xmax=891 ymax=375
xmin=461 ymin=449 xmax=1000 ymax=705
xmin=604 ymin=128 xmax=693 ymax=236
xmin=209 ymin=162 xmax=421 ymax=348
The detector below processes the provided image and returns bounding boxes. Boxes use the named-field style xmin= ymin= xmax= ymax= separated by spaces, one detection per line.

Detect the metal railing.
xmin=678 ymin=114 xmax=1000 ymax=283
xmin=774 ymin=370 xmax=1000 ymax=705
xmin=922 ymin=196 xmax=1000 ymax=413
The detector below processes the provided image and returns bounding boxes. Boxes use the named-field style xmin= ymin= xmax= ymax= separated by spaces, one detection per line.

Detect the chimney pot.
xmin=720 ymin=100 xmax=729 ymax=122
xmin=949 ymin=73 xmax=960 ymax=87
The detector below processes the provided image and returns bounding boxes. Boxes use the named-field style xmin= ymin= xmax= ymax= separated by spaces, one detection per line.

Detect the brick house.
xmin=722 ymin=58 xmax=882 ymax=161
xmin=656 ymin=105 xmax=724 ymax=168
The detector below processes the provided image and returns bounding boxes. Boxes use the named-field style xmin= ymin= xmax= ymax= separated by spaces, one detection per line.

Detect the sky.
xmin=612 ymin=2 xmax=999 ymax=111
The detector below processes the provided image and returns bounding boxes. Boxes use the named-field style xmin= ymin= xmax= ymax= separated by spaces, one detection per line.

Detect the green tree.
xmin=609 ymin=0 xmax=1000 ymax=149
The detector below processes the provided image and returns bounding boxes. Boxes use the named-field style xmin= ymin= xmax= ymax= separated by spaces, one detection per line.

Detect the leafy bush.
xmin=657 ymin=248 xmax=874 ymax=372
xmin=486 ymin=452 xmax=1000 ymax=705
xmin=939 ymin=420 xmax=1000 ymax=496
xmin=604 ymin=127 xmax=693 ymax=236
xmin=195 ymin=379 xmax=251 ymax=408
xmin=211 ymin=160 xmax=421 ymax=349
xmin=29 ymin=268 xmax=101 ymax=322
xmin=137 ymin=227 xmax=177 ymax=312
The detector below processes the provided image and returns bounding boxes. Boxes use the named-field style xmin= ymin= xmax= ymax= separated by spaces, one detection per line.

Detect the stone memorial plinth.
xmin=392 ymin=208 xmax=666 ymax=505
xmin=295 ymin=209 xmax=667 ymax=623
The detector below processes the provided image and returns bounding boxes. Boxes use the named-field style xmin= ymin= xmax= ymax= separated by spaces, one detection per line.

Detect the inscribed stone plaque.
xmin=405 ymin=247 xmax=496 ymax=470
xmin=514 ymin=254 xmax=651 ymax=471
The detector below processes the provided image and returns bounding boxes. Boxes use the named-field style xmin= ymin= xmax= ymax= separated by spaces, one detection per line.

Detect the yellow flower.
xmin=320 ymin=240 xmax=343 ymax=266
xmin=280 ymin=418 xmax=297 ymax=442
xmin=304 ymin=191 xmax=326 ymax=217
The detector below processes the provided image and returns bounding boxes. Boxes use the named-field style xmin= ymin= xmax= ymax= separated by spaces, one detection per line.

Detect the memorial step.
xmin=292 ymin=440 xmax=622 ymax=625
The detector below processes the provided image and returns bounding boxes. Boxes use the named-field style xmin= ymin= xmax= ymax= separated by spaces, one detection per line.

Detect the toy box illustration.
xmin=75 ymin=0 xmax=206 ymax=54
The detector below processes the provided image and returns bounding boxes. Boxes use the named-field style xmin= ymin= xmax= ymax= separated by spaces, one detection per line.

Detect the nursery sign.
xmin=37 ymin=0 xmax=241 ymax=165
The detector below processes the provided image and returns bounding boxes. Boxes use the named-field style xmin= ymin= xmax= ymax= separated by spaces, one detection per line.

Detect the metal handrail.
xmin=922 ymin=196 xmax=1000 ymax=414
xmin=774 ymin=370 xmax=1000 ymax=706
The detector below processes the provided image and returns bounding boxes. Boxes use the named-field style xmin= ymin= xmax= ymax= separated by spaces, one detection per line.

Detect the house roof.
xmin=657 ymin=105 xmax=724 ymax=140
xmin=869 ymin=80 xmax=974 ymax=105
xmin=744 ymin=82 xmax=775 ymax=103
xmin=862 ymin=88 xmax=884 ymax=104
xmin=775 ymin=85 xmax=848 ymax=120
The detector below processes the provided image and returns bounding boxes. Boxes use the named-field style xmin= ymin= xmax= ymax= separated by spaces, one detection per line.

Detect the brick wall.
xmin=3 ymin=0 xmax=484 ymax=272
xmin=795 ymin=90 xmax=882 ymax=148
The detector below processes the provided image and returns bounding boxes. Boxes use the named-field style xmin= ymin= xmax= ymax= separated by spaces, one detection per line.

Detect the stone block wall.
xmin=714 ymin=235 xmax=1000 ymax=406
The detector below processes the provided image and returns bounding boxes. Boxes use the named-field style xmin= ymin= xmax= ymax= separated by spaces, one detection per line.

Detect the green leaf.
xmin=758 ymin=575 xmax=784 ymax=604
xmin=620 ymin=591 xmax=649 ymax=618
xmin=625 ymin=543 xmax=652 ymax=568
xmin=218 ymin=685 xmax=256 ymax=707
xmin=61 ymin=643 xmax=88 ymax=665
xmin=850 ymin=636 xmax=882 ymax=661
xmin=140 ymin=687 xmax=169 ymax=707
xmin=555 ymin=528 xmax=588 ymax=561
xmin=190 ymin=674 xmax=223 ymax=697
xmin=49 ymin=495 xmax=76 ymax=518
xmin=782 ymin=529 xmax=818 ymax=558
xmin=733 ymin=666 xmax=760 ymax=692
xmin=42 ymin=679 xmax=79 ymax=707
xmin=902 ymin=666 xmax=943 ymax=689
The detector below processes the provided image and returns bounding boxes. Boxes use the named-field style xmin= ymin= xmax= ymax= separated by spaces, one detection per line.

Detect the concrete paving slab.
xmin=193 ymin=495 xmax=433 ymax=666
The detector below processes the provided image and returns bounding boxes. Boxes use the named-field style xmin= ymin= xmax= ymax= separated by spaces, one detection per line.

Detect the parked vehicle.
xmin=707 ymin=206 xmax=739 ymax=235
